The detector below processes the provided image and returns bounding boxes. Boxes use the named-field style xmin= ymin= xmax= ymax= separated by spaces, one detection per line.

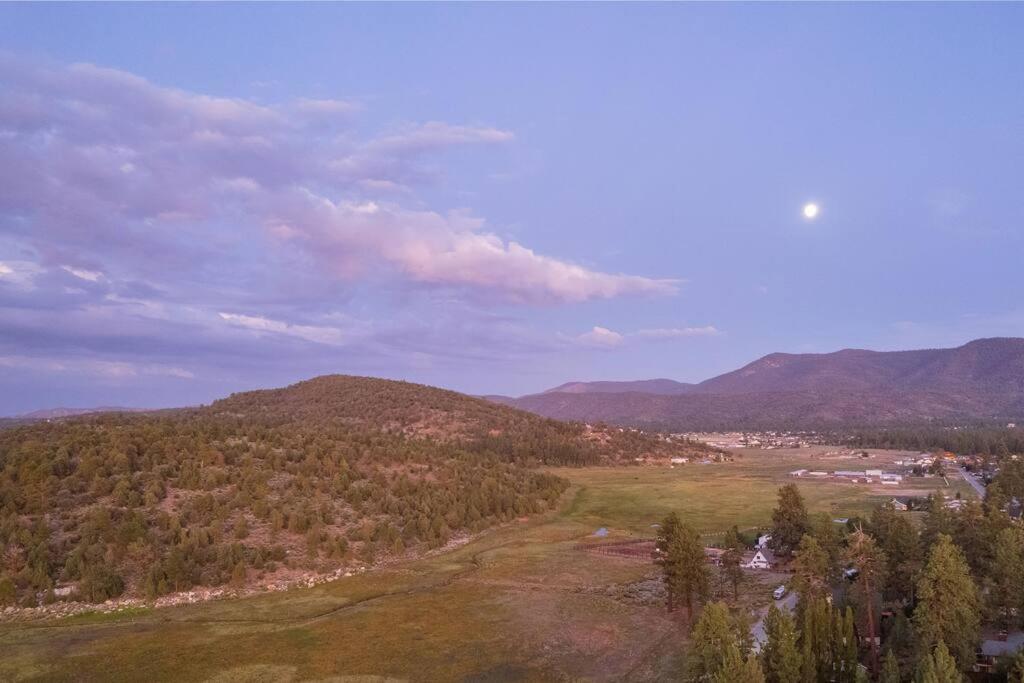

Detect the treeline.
xmin=656 ymin=482 xmax=1024 ymax=681
xmin=839 ymin=426 xmax=1024 ymax=457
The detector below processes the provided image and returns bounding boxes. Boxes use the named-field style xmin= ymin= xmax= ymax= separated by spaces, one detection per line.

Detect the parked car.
xmin=773 ymin=585 xmax=787 ymax=600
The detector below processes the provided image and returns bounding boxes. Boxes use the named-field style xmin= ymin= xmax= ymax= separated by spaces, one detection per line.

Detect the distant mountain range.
xmin=489 ymin=338 xmax=1024 ymax=429
xmin=17 ymin=406 xmax=145 ymax=420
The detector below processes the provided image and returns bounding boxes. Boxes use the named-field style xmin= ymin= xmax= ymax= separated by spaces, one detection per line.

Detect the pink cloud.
xmin=0 ymin=54 xmax=677 ymax=305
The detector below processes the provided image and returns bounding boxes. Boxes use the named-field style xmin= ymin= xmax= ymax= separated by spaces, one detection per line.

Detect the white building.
xmin=742 ymin=548 xmax=775 ymax=570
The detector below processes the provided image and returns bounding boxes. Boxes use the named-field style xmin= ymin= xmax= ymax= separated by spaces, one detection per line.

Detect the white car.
xmin=773 ymin=585 xmax=787 ymax=600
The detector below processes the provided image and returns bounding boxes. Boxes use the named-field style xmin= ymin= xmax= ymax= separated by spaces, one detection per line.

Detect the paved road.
xmin=751 ymin=589 xmax=798 ymax=653
xmin=959 ymin=467 xmax=986 ymax=498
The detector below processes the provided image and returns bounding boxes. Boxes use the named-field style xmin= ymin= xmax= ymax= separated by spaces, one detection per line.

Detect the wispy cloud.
xmin=635 ymin=326 xmax=721 ymax=338
xmin=575 ymin=326 xmax=626 ymax=348
xmin=0 ymin=355 xmax=194 ymax=380
xmin=568 ymin=324 xmax=721 ymax=349
xmin=61 ymin=265 xmax=104 ymax=282
xmin=0 ymin=54 xmax=675 ymax=305
xmin=218 ymin=312 xmax=347 ymax=346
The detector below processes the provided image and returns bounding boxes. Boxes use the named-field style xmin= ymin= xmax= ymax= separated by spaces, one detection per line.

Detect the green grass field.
xmin=0 ymin=447 xmax=971 ymax=682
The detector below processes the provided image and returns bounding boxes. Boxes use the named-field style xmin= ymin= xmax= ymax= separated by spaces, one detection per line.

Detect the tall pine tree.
xmin=913 ymin=534 xmax=980 ymax=671
xmin=722 ymin=526 xmax=745 ymax=603
xmin=988 ymin=526 xmax=1024 ymax=630
xmin=689 ymin=601 xmax=742 ymax=681
xmin=930 ymin=642 xmax=963 ymax=683
xmin=844 ymin=528 xmax=886 ymax=676
xmin=715 ymin=644 xmax=766 ymax=683
xmin=792 ymin=534 xmax=830 ymax=616
xmin=762 ymin=604 xmax=801 ymax=683
xmin=770 ymin=484 xmax=809 ymax=557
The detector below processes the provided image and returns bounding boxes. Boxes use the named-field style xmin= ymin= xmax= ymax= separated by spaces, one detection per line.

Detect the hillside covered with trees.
xmin=0 ymin=375 xmax=715 ymax=608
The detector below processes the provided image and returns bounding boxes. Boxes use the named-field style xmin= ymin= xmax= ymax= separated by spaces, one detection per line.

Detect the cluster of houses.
xmin=789 ymin=468 xmax=904 ymax=484
xmin=676 ymin=431 xmax=822 ymax=450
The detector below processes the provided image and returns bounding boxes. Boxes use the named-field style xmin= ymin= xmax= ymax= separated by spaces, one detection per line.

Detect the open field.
xmin=0 ymin=447 xmax=973 ymax=682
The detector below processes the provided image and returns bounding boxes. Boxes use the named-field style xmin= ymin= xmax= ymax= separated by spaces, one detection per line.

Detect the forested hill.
xmin=0 ymin=375 xmax=714 ymax=609
xmin=208 ymin=374 xmax=581 ymax=440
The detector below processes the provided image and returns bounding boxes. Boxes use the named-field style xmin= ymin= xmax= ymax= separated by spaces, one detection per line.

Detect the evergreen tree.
xmin=663 ymin=516 xmax=711 ymax=622
xmin=929 ymin=642 xmax=962 ymax=683
xmin=988 ymin=526 xmax=1024 ymax=630
xmin=913 ymin=534 xmax=980 ymax=671
xmin=762 ymin=604 xmax=801 ymax=683
xmin=870 ymin=503 xmax=922 ymax=604
xmin=770 ymin=484 xmax=809 ymax=557
xmin=808 ymin=512 xmax=843 ymax=579
xmin=844 ymin=528 xmax=887 ymax=675
xmin=799 ymin=596 xmax=833 ymax=683
xmin=832 ymin=607 xmax=858 ymax=683
xmin=880 ymin=649 xmax=900 ymax=683
xmin=722 ymin=525 xmax=745 ymax=603
xmin=657 ymin=512 xmax=683 ymax=612
xmin=792 ymin=534 xmax=830 ymax=615
xmin=952 ymin=501 xmax=993 ymax=577
xmin=920 ymin=495 xmax=954 ymax=552
xmin=689 ymin=601 xmax=740 ymax=681
xmin=715 ymin=644 xmax=766 ymax=683
xmin=915 ymin=649 xmax=937 ymax=683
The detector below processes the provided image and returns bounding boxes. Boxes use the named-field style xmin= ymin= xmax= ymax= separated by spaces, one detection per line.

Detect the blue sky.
xmin=1 ymin=3 xmax=1023 ymax=414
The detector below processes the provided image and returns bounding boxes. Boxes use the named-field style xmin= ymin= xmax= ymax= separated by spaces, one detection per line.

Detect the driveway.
xmin=751 ymin=589 xmax=798 ymax=653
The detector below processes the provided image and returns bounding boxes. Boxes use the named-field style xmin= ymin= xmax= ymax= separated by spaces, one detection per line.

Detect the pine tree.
xmin=715 ymin=643 xmax=767 ymax=683
xmin=988 ymin=527 xmax=1024 ymax=630
xmin=870 ymin=503 xmax=922 ymax=604
xmin=809 ymin=512 xmax=843 ymax=579
xmin=929 ymin=642 xmax=962 ymax=683
xmin=920 ymin=495 xmax=954 ymax=552
xmin=792 ymin=534 xmax=830 ymax=614
xmin=657 ymin=512 xmax=682 ymax=612
xmin=689 ymin=601 xmax=739 ymax=681
xmin=664 ymin=517 xmax=711 ymax=622
xmin=833 ymin=607 xmax=858 ymax=683
xmin=844 ymin=528 xmax=887 ymax=675
xmin=913 ymin=534 xmax=980 ymax=671
xmin=916 ymin=650 xmax=937 ymax=683
xmin=799 ymin=596 xmax=833 ymax=683
xmin=762 ymin=605 xmax=801 ymax=683
xmin=770 ymin=484 xmax=809 ymax=557
xmin=880 ymin=649 xmax=900 ymax=683
xmin=722 ymin=526 xmax=745 ymax=603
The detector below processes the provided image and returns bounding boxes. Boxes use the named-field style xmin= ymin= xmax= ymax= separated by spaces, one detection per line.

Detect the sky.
xmin=1 ymin=3 xmax=1023 ymax=415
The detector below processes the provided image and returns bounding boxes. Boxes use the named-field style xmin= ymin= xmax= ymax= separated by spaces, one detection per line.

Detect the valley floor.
xmin=0 ymin=446 xmax=972 ymax=682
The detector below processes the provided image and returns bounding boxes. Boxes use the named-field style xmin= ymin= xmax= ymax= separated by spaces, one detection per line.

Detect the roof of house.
xmin=743 ymin=548 xmax=776 ymax=564
xmin=980 ymin=632 xmax=1024 ymax=657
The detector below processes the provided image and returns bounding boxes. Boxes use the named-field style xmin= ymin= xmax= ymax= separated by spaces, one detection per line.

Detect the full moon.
xmin=803 ymin=202 xmax=820 ymax=219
